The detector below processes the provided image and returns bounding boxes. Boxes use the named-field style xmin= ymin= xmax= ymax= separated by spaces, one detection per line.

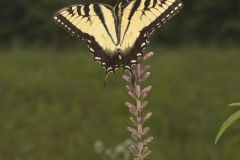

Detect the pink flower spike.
xmin=123 ymin=75 xmax=132 ymax=83
xmin=143 ymin=52 xmax=154 ymax=61
xmin=126 ymin=85 xmax=135 ymax=92
xmin=123 ymin=52 xmax=154 ymax=160
xmin=141 ymin=86 xmax=152 ymax=96
xmin=141 ymin=101 xmax=149 ymax=109
xmin=141 ymin=72 xmax=151 ymax=82
xmin=141 ymin=66 xmax=150 ymax=75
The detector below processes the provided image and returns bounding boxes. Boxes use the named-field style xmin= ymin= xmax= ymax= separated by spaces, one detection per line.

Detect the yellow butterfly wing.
xmin=53 ymin=3 xmax=120 ymax=73
xmin=53 ymin=0 xmax=183 ymax=75
xmin=119 ymin=0 xmax=183 ymax=68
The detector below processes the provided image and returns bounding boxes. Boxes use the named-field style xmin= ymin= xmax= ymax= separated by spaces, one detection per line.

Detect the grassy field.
xmin=0 ymin=46 xmax=240 ymax=160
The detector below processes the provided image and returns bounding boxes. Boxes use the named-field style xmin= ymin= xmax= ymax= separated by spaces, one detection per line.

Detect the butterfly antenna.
xmin=104 ymin=80 xmax=107 ymax=88
xmin=104 ymin=71 xmax=111 ymax=88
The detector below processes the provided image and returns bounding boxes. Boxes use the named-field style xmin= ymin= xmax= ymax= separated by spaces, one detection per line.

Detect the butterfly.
xmin=53 ymin=0 xmax=183 ymax=76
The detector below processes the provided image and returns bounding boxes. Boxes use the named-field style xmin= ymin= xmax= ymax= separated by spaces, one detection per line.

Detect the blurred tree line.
xmin=0 ymin=0 xmax=239 ymax=47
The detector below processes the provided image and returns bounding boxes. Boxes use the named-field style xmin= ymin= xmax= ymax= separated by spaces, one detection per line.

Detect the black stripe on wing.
xmin=53 ymin=4 xmax=121 ymax=75
xmin=156 ymin=0 xmax=183 ymax=32
xmin=93 ymin=4 xmax=117 ymax=45
xmin=121 ymin=0 xmax=141 ymax=46
xmin=144 ymin=0 xmax=151 ymax=10
xmin=124 ymin=0 xmax=183 ymax=67
xmin=139 ymin=0 xmax=183 ymax=48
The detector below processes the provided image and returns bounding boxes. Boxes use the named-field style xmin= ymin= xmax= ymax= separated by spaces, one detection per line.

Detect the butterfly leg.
xmin=103 ymin=55 xmax=121 ymax=87
xmin=131 ymin=73 xmax=135 ymax=86
xmin=104 ymin=75 xmax=108 ymax=88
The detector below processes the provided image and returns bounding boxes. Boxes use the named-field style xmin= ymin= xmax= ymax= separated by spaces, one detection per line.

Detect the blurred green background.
xmin=0 ymin=0 xmax=240 ymax=160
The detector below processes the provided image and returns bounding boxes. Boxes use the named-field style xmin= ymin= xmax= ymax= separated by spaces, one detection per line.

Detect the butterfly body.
xmin=54 ymin=0 xmax=183 ymax=75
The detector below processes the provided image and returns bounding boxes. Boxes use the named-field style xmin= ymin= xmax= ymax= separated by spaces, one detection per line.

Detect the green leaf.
xmin=229 ymin=103 xmax=240 ymax=107
xmin=215 ymin=110 xmax=240 ymax=144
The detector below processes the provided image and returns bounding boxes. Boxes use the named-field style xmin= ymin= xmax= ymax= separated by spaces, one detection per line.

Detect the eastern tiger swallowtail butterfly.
xmin=53 ymin=0 xmax=183 ymax=76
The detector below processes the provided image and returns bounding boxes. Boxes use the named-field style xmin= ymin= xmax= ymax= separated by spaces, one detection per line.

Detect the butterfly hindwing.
xmin=53 ymin=0 xmax=183 ymax=76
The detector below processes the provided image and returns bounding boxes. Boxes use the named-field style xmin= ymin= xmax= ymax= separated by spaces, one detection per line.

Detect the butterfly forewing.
xmin=53 ymin=0 xmax=183 ymax=76
xmin=119 ymin=0 xmax=183 ymax=67
xmin=53 ymin=3 xmax=121 ymax=74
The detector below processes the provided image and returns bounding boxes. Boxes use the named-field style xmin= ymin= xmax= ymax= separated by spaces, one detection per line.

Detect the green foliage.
xmin=229 ymin=103 xmax=240 ymax=107
xmin=0 ymin=46 xmax=240 ymax=160
xmin=215 ymin=103 xmax=240 ymax=144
